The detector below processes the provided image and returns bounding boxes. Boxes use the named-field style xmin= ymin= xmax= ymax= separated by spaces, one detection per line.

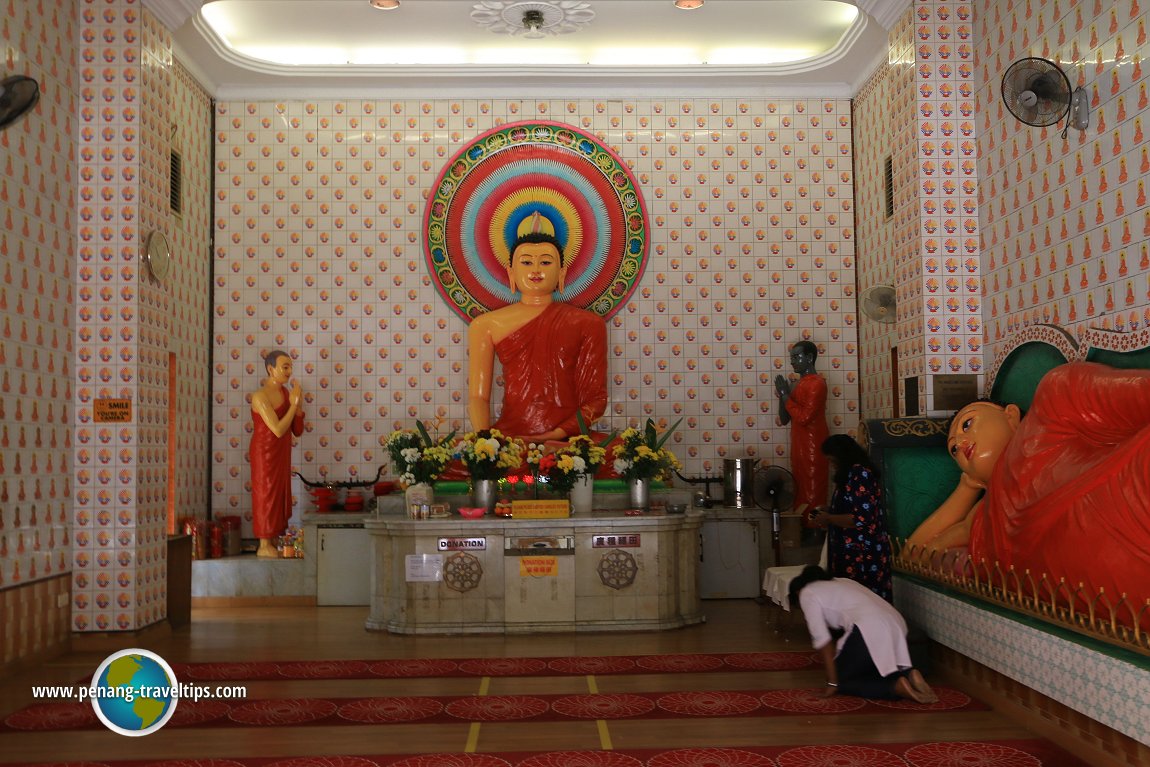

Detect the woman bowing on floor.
xmin=788 ymin=565 xmax=937 ymax=703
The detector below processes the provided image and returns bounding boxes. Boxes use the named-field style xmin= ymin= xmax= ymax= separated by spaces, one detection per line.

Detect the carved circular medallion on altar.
xmin=424 ymin=120 xmax=649 ymax=321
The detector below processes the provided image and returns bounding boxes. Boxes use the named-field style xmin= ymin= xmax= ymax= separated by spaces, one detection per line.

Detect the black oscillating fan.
xmin=752 ymin=465 xmax=795 ymax=565
xmin=0 ymin=75 xmax=40 ymax=130
xmin=1001 ymin=57 xmax=1089 ymax=131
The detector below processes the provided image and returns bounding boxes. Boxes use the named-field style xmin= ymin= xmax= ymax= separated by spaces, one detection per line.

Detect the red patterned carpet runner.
xmin=0 ymin=739 xmax=1092 ymax=766
xmin=165 ymin=652 xmax=819 ymax=682
xmin=1 ymin=686 xmax=982 ymax=731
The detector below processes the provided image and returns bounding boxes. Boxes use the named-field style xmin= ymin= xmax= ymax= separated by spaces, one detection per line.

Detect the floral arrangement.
xmin=612 ymin=418 xmax=683 ymax=482
xmin=385 ymin=419 xmax=456 ymax=487
xmin=536 ymin=435 xmax=608 ymax=494
xmin=454 ymin=428 xmax=525 ymax=481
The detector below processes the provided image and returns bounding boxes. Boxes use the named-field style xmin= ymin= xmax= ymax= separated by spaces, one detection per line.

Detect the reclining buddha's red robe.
xmin=968 ymin=362 xmax=1150 ymax=623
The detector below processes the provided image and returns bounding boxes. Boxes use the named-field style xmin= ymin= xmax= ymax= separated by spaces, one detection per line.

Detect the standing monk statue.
xmin=775 ymin=340 xmax=830 ymax=527
xmin=250 ymin=349 xmax=305 ymax=558
xmin=467 ymin=212 xmax=608 ymax=443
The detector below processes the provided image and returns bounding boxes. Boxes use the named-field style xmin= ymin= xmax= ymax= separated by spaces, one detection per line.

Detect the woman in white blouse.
xmin=788 ymin=565 xmax=938 ymax=703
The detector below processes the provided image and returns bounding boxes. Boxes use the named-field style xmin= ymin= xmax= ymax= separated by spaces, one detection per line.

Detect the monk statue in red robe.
xmin=907 ymin=362 xmax=1150 ymax=627
xmin=775 ymin=340 xmax=830 ymax=527
xmin=250 ymin=349 xmax=305 ymax=558
xmin=467 ymin=213 xmax=608 ymax=444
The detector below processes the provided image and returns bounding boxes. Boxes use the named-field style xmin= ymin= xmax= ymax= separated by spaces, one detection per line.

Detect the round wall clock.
xmin=143 ymin=230 xmax=171 ymax=282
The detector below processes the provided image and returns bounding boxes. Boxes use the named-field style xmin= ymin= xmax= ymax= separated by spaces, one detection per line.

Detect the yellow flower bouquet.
xmin=537 ymin=435 xmax=608 ymax=494
xmin=612 ymin=418 xmax=683 ymax=482
xmin=384 ymin=419 xmax=455 ymax=487
xmin=455 ymin=429 xmax=525 ymax=482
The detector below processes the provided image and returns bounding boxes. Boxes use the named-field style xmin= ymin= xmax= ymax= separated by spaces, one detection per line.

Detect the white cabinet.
xmin=316 ymin=526 xmax=372 ymax=606
xmin=699 ymin=518 xmax=761 ymax=599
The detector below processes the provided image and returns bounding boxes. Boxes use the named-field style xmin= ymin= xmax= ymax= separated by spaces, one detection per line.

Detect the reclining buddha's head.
xmin=947 ymin=400 xmax=1022 ymax=489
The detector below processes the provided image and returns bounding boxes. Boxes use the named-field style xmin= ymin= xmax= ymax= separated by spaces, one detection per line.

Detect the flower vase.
xmin=569 ymin=474 xmax=594 ymax=514
xmin=404 ymin=482 xmax=434 ymax=514
xmin=471 ymin=478 xmax=498 ymax=515
xmin=628 ymin=477 xmax=650 ymax=511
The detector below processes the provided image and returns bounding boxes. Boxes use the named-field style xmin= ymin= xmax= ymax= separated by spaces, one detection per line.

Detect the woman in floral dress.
xmin=810 ymin=435 xmax=892 ymax=601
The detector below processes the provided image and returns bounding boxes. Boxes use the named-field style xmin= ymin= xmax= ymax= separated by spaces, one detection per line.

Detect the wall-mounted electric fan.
xmin=0 ymin=75 xmax=40 ymax=130
xmin=860 ymin=285 xmax=897 ymax=324
xmin=1001 ymin=57 xmax=1089 ymax=132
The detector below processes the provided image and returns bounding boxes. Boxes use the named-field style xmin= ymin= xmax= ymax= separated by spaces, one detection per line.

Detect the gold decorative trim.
xmin=880 ymin=418 xmax=949 ymax=438
xmin=894 ymin=540 xmax=1150 ymax=657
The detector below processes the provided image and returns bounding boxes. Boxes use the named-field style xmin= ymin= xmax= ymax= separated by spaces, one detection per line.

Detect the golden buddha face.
xmin=946 ymin=401 xmax=1021 ymax=488
xmin=507 ymin=241 xmax=567 ymax=296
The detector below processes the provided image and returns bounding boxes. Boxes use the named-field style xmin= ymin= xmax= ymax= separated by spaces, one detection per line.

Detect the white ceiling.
xmin=148 ymin=0 xmax=907 ymax=98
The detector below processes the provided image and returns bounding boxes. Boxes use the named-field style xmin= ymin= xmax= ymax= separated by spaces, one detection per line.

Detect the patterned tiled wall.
xmin=70 ymin=0 xmax=212 ymax=634
xmin=913 ymin=0 xmax=984 ymax=403
xmin=855 ymin=0 xmax=985 ymax=420
xmin=168 ymin=62 xmax=212 ymax=537
xmin=1 ymin=0 xmax=77 ymax=663
xmin=854 ymin=15 xmax=919 ymax=419
xmin=977 ymin=0 xmax=1150 ymax=355
xmin=210 ymin=100 xmax=861 ymax=532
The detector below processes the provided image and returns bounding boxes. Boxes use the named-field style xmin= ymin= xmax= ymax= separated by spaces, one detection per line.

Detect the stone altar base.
xmin=364 ymin=488 xmax=702 ymax=634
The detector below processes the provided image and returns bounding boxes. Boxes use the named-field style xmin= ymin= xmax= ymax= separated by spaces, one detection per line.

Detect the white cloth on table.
xmin=761 ymin=536 xmax=828 ymax=611
xmin=797 ymin=577 xmax=911 ymax=677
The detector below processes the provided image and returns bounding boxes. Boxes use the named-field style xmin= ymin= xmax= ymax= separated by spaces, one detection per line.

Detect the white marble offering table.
xmin=364 ymin=490 xmax=703 ymax=634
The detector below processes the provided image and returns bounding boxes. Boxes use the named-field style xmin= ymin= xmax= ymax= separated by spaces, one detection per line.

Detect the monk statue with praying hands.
xmin=467 ymin=212 xmax=609 ymax=445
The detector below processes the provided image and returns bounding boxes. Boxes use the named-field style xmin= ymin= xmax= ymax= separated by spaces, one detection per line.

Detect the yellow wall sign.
xmin=519 ymin=556 xmax=559 ymax=577
xmin=510 ymin=499 xmax=570 ymax=519
xmin=93 ymin=398 xmax=133 ymax=423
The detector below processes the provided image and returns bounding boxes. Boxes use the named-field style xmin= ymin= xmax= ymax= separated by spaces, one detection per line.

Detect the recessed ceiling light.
xmin=674 ymin=0 xmax=704 ymax=9
xmin=370 ymin=0 xmax=400 ymax=9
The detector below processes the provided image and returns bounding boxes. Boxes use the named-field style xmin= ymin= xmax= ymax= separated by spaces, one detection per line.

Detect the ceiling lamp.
xmin=471 ymin=1 xmax=595 ymax=38
xmin=674 ymin=0 xmax=704 ymax=8
xmin=369 ymin=0 xmax=400 ymax=9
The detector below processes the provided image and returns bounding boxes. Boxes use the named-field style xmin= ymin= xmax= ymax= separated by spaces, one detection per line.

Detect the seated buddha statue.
xmin=467 ymin=212 xmax=609 ymax=444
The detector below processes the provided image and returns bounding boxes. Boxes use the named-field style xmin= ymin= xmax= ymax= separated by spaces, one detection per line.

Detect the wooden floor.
xmin=0 ymin=600 xmax=1102 ymax=764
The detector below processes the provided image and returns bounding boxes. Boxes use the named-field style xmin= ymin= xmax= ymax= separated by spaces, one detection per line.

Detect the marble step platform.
xmin=191 ymin=555 xmax=312 ymax=604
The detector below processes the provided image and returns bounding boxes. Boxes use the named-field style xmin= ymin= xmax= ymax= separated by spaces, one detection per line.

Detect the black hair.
xmin=263 ymin=349 xmax=290 ymax=372
xmin=821 ymin=434 xmax=878 ymax=486
xmin=510 ymin=231 xmax=565 ymax=267
xmin=788 ymin=564 xmax=833 ymax=608
xmin=791 ymin=339 xmax=818 ymax=362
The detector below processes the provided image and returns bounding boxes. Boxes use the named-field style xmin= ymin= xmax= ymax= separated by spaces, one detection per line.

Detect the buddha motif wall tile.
xmin=68 ymin=0 xmax=212 ymax=633
xmin=210 ymin=98 xmax=860 ymax=530
xmin=0 ymin=0 xmax=77 ymax=619
xmin=4 ymin=0 xmax=1150 ymax=653
xmin=976 ymin=0 xmax=1150 ymax=355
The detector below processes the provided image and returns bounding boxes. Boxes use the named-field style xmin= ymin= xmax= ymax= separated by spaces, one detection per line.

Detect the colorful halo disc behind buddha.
xmin=425 ymin=121 xmax=649 ymax=322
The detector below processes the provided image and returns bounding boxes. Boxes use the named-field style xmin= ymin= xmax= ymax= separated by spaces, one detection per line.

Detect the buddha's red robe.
xmin=249 ymin=388 xmax=304 ymax=539
xmin=491 ymin=302 xmax=608 ymax=439
xmin=968 ymin=362 xmax=1150 ymax=622
xmin=786 ymin=373 xmax=830 ymax=521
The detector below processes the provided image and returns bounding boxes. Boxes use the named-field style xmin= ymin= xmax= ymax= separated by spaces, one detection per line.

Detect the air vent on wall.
xmin=169 ymin=149 xmax=183 ymax=216
xmin=883 ymin=155 xmax=894 ymax=219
